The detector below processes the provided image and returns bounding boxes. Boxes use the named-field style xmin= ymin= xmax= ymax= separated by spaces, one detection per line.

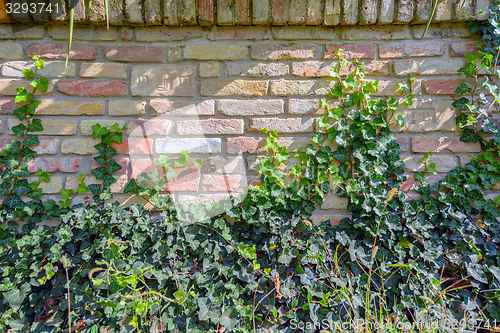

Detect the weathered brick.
xmin=248 ymin=117 xmax=314 ymax=133
xmin=272 ymin=26 xmax=337 ymax=40
xmin=413 ymin=0 xmax=432 ymax=23
xmin=289 ymin=0 xmax=306 ymax=24
xmin=58 ymin=81 xmax=127 ymax=97
xmin=423 ymin=79 xmax=463 ymax=95
xmin=178 ymin=0 xmax=197 ymax=24
xmin=252 ymin=44 xmax=318 ymax=60
xmin=80 ymin=119 xmax=125 ymax=136
xmin=0 ymin=42 xmax=23 ymax=59
xmin=80 ymin=63 xmax=128 ymax=79
xmin=49 ymin=26 xmax=117 ymax=41
xmin=235 ymin=0 xmax=250 ymax=24
xmin=91 ymin=157 xmax=129 ymax=174
xmin=2 ymin=61 xmax=76 ymax=78
xmin=127 ymin=119 xmax=173 ymax=136
xmin=87 ymin=0 xmax=124 ymax=24
xmin=199 ymin=63 xmax=220 ymax=78
xmin=361 ymin=0 xmax=379 ymax=24
xmin=125 ymin=0 xmax=143 ymax=22
xmin=324 ymin=43 xmax=376 ymax=59
xmin=203 ymin=156 xmax=245 ymax=174
xmin=394 ymin=59 xmax=466 ymax=76
xmin=0 ymin=79 xmax=54 ymax=96
xmin=321 ymin=192 xmax=348 ymax=210
xmin=113 ymin=139 xmax=153 ymax=155
xmin=156 ymin=138 xmax=221 ymax=154
xmin=288 ymin=99 xmax=326 ymax=115
xmin=310 ymin=211 xmax=351 ymax=226
xmin=395 ymin=136 xmax=409 ymax=151
xmin=150 ymin=100 xmax=215 ymax=116
xmin=374 ymin=80 xmax=402 ymax=96
xmin=380 ymin=41 xmax=446 ymax=58
xmin=253 ymin=0 xmax=270 ymax=24
xmin=298 ymin=60 xmax=390 ymax=77
xmin=0 ymin=99 xmax=19 ymax=114
xmin=200 ymin=80 xmax=268 ymax=97
xmin=201 ymin=174 xmax=246 ymax=192
xmin=270 ymin=79 xmax=333 ymax=96
xmin=136 ymin=26 xmax=202 ymax=41
xmin=306 ymin=0 xmax=323 ymax=24
xmin=104 ymin=45 xmax=164 ymax=62
xmin=0 ymin=25 xmax=44 ymax=39
xmin=109 ymin=100 xmax=146 ymax=116
xmin=28 ymin=176 xmax=62 ymax=194
xmin=130 ymin=66 xmax=195 ymax=97
xmin=379 ymin=0 xmax=395 ymax=23
xmin=164 ymin=0 xmax=179 ymax=25
xmin=217 ymin=0 xmax=233 ymax=24
xmin=217 ymin=99 xmax=284 ymax=116
xmin=208 ymin=26 xmax=271 ymax=40
xmin=121 ymin=27 xmax=133 ymax=41
xmin=292 ymin=61 xmax=333 ymax=77
xmin=27 ymin=43 xmax=97 ymax=60
xmin=35 ymin=100 xmax=105 ymax=116
xmin=411 ymin=137 xmax=481 ymax=153
xmin=403 ymin=155 xmax=458 ymax=173
xmin=226 ymin=62 xmax=289 ymax=77
xmin=411 ymin=23 xmax=472 ymax=39
xmin=67 ymin=174 xmax=128 ymax=193
xmin=8 ymin=118 xmax=76 ymax=135
xmin=184 ymin=45 xmax=247 ymax=60
xmin=61 ymin=138 xmax=99 ymax=155
xmin=28 ymin=157 xmax=81 ymax=173
xmin=167 ymin=46 xmax=183 ymax=61
xmin=227 ymin=136 xmax=310 ymax=154
xmin=177 ymin=119 xmax=244 ymax=135
xmin=342 ymin=25 xmax=410 ymax=40
xmin=323 ymin=0 xmax=340 ymax=25
xmin=199 ymin=0 xmax=215 ymax=25
xmin=451 ymin=41 xmax=484 ymax=57
xmin=0 ymin=137 xmax=58 ymax=155
xmin=390 ymin=99 xmax=456 ymax=132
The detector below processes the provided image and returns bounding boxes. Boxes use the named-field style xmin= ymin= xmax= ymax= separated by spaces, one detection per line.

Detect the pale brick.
xmin=292 ymin=61 xmax=333 ymax=77
xmin=66 ymin=174 xmax=127 ymax=193
xmin=130 ymin=66 xmax=195 ymax=97
xmin=27 ymin=157 xmax=80 ymax=173
xmin=177 ymin=119 xmax=244 ymax=135
xmin=217 ymin=0 xmax=233 ymax=24
xmin=451 ymin=41 xmax=483 ymax=57
xmin=307 ymin=0 xmax=323 ymax=24
xmin=0 ymin=137 xmax=58 ymax=155
xmin=288 ymin=99 xmax=326 ymax=115
xmin=373 ymin=80 xmax=402 ymax=96
xmin=80 ymin=119 xmax=125 ymax=136
xmin=342 ymin=0 xmax=358 ymax=24
xmin=413 ymin=0 xmax=432 ymax=23
xmin=394 ymin=59 xmax=466 ymax=76
xmin=0 ymin=42 xmax=23 ymax=59
xmin=109 ymin=100 xmax=146 ymax=116
xmin=201 ymin=174 xmax=246 ymax=192
xmin=460 ymin=156 xmax=472 ymax=167
xmin=156 ymin=138 xmax=221 ymax=154
xmin=113 ymin=139 xmax=153 ymax=155
xmin=27 ymin=176 xmax=62 ymax=194
xmin=61 ymin=138 xmax=99 ymax=155
xmin=104 ymin=45 xmax=164 ymax=62
xmin=252 ymin=44 xmax=318 ymax=60
xmin=8 ymin=119 xmax=76 ymax=135
xmin=0 ymin=25 xmax=44 ymax=39
xmin=411 ymin=137 xmax=481 ymax=153
xmin=2 ymin=61 xmax=76 ymax=78
xmin=184 ymin=45 xmax=247 ymax=60
xmin=126 ymin=119 xmax=174 ymax=136
xmin=150 ymin=100 xmax=215 ymax=116
xmin=321 ymin=192 xmax=348 ymax=210
xmin=390 ymin=99 xmax=456 ymax=132
xmin=403 ymin=155 xmax=458 ymax=173
xmin=310 ymin=211 xmax=351 ymax=226
xmin=58 ymin=81 xmax=126 ymax=97
xmin=253 ymin=0 xmax=270 ymax=24
xmin=361 ymin=0 xmax=379 ymax=24
xmin=380 ymin=42 xmax=446 ymax=58
xmin=298 ymin=60 xmax=390 ymax=77
xmin=136 ymin=26 xmax=203 ymax=41
xmin=203 ymin=156 xmax=245 ymax=174
xmin=324 ymin=43 xmax=376 ymax=59
xmin=395 ymin=0 xmax=414 ymax=23
xmin=199 ymin=63 xmax=220 ymax=78
xmin=323 ymin=0 xmax=340 ymax=25
xmin=423 ymin=79 xmax=465 ymax=95
xmin=178 ymin=0 xmax=197 ymax=25
xmin=217 ymin=99 xmax=284 ymax=116
xmin=200 ymin=80 xmax=268 ymax=97
xmin=35 ymin=100 xmax=105 ymax=116
xmin=80 ymin=63 xmax=127 ymax=79
xmin=248 ymin=117 xmax=314 ymax=133
xmin=208 ymin=27 xmax=271 ymax=40
xmin=395 ymin=137 xmax=409 ymax=152
xmin=227 ymin=136 xmax=310 ymax=154
xmin=342 ymin=25 xmax=410 ymax=40
xmin=226 ymin=62 xmax=288 ymax=77
xmin=167 ymin=47 xmax=183 ymax=62
xmin=49 ymin=26 xmax=117 ymax=41
xmin=272 ymin=26 xmax=337 ymax=40
xmin=411 ymin=23 xmax=471 ymax=39
xmin=289 ymin=0 xmax=306 ymax=24
xmin=125 ymin=0 xmax=143 ymax=23
xmin=270 ymin=79 xmax=333 ymax=96
xmin=0 ymin=79 xmax=54 ymax=96
xmin=379 ymin=0 xmax=395 ymax=23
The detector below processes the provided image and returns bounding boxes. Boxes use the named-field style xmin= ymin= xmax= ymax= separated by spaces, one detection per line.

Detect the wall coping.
xmin=0 ymin=0 xmax=492 ymax=27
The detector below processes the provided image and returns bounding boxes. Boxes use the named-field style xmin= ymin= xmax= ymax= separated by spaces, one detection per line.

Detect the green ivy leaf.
xmin=28 ymin=119 xmax=43 ymax=132
xmin=12 ymin=123 xmax=27 ymax=137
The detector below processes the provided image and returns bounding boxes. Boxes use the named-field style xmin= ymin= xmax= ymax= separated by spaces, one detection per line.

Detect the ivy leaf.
xmin=30 ymin=77 xmax=49 ymax=93
xmin=124 ymin=179 xmax=140 ymax=194
xmin=3 ymin=283 xmax=30 ymax=308
xmin=92 ymin=124 xmax=109 ymax=139
xmin=28 ymin=118 xmax=43 ymax=132
xmin=106 ymin=159 xmax=122 ymax=174
xmin=0 ymin=182 xmax=11 ymax=195
xmin=15 ymin=88 xmax=32 ymax=103
xmin=13 ymin=179 xmax=31 ymax=196
xmin=76 ymin=182 xmax=89 ymax=194
xmin=92 ymin=166 xmax=107 ymax=180
xmin=452 ymin=97 xmax=469 ymax=111
xmin=460 ymin=128 xmax=481 ymax=143
xmin=60 ymin=189 xmax=73 ymax=199
xmin=12 ymin=123 xmax=26 ymax=137
xmin=23 ymin=134 xmax=39 ymax=147
xmin=194 ymin=158 xmax=203 ymax=168
xmin=197 ymin=297 xmax=221 ymax=322
xmin=455 ymin=82 xmax=472 ymax=94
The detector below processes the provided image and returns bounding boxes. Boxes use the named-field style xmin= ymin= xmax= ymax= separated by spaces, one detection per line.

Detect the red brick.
xmin=57 ymin=81 xmax=127 ymax=97
xmin=401 ymin=173 xmax=447 ymax=192
xmin=423 ymin=79 xmax=464 ymax=95
xmin=201 ymin=174 xmax=246 ymax=192
xmin=0 ymin=137 xmax=58 ymax=155
xmin=0 ymin=99 xmax=16 ymax=114
xmin=235 ymin=0 xmax=250 ymax=24
xmin=395 ymin=136 xmax=409 ymax=152
xmin=252 ymin=44 xmax=318 ymax=60
xmin=451 ymin=40 xmax=484 ymax=57
xmin=112 ymin=139 xmax=153 ymax=155
xmin=91 ymin=157 xmax=129 ymax=174
xmin=272 ymin=0 xmax=287 ymax=24
xmin=28 ymin=157 xmax=81 ymax=173
xmin=127 ymin=119 xmax=173 ymax=136
xmin=26 ymin=43 xmax=97 ymax=60
xmin=411 ymin=137 xmax=481 ymax=153
xmin=208 ymin=27 xmax=270 ymax=40
xmin=121 ymin=27 xmax=133 ymax=41
xmin=177 ymin=119 xmax=244 ymax=135
xmin=198 ymin=0 xmax=214 ymax=25
xmin=103 ymin=45 xmax=164 ymax=62
xmin=324 ymin=43 xmax=376 ymax=59
xmin=379 ymin=41 xmax=446 ymax=58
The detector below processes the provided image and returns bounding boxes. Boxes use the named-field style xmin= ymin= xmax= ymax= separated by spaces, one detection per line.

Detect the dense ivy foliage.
xmin=3 ymin=5 xmax=500 ymax=331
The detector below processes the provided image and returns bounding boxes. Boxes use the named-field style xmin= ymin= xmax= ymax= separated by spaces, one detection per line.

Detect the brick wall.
xmin=0 ymin=22 xmax=491 ymax=223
